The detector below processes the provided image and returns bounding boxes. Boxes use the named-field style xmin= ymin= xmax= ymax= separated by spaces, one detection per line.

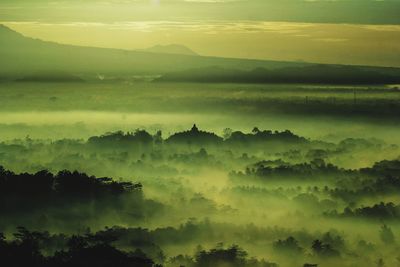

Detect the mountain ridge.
xmin=1 ymin=24 xmax=400 ymax=82
xmin=141 ymin=44 xmax=199 ymax=56
xmin=0 ymin=24 xmax=313 ymax=78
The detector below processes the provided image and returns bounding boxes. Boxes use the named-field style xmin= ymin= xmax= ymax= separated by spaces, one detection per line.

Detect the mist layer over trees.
xmin=1 ymin=124 xmax=400 ymax=267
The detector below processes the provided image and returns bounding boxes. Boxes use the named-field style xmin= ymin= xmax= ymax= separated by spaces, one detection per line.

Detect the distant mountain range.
xmin=0 ymin=24 xmax=306 ymax=79
xmin=1 ymin=24 xmax=400 ymax=84
xmin=140 ymin=44 xmax=199 ymax=56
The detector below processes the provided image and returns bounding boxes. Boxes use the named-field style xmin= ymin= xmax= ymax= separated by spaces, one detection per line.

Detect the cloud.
xmin=1 ymin=0 xmax=400 ymax=25
xmin=3 ymin=19 xmax=400 ymax=67
xmin=1 ymin=20 xmax=318 ymax=36
xmin=5 ymin=20 xmax=400 ymax=35
xmin=314 ymin=38 xmax=348 ymax=43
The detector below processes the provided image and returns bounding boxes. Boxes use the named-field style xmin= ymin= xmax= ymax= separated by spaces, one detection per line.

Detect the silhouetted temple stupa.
xmin=166 ymin=124 xmax=222 ymax=146
xmin=191 ymin=124 xmax=199 ymax=132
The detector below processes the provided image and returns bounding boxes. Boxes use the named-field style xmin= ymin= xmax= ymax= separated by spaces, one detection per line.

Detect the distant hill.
xmin=141 ymin=44 xmax=198 ymax=56
xmin=0 ymin=24 xmax=309 ymax=80
xmin=155 ymin=65 xmax=400 ymax=85
xmin=1 ymin=24 xmax=400 ymax=84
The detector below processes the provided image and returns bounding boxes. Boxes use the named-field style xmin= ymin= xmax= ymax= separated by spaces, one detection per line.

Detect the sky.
xmin=1 ymin=0 xmax=400 ymax=67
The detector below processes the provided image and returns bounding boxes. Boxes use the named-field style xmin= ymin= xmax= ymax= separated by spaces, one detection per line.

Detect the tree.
xmin=154 ymin=130 xmax=163 ymax=144
xmin=223 ymin=128 xmax=233 ymax=139
xmin=311 ymin=239 xmax=340 ymax=258
xmin=377 ymin=258 xmax=385 ymax=267
xmin=273 ymin=236 xmax=303 ymax=254
xmin=252 ymin=127 xmax=260 ymax=134
xmin=195 ymin=244 xmax=247 ymax=267
xmin=311 ymin=240 xmax=323 ymax=254
xmin=380 ymin=224 xmax=395 ymax=244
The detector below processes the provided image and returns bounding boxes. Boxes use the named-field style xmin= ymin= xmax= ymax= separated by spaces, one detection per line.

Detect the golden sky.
xmin=1 ymin=0 xmax=400 ymax=67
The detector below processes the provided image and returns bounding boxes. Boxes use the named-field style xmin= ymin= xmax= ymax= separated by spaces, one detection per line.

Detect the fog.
xmin=0 ymin=81 xmax=400 ymax=267
xmin=0 ymin=81 xmax=399 ymax=143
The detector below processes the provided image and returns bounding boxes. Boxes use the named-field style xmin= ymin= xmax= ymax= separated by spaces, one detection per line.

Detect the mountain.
xmin=155 ymin=65 xmax=400 ymax=85
xmin=0 ymin=24 xmax=308 ymax=80
xmin=141 ymin=44 xmax=198 ymax=56
xmin=1 ymin=24 xmax=400 ymax=84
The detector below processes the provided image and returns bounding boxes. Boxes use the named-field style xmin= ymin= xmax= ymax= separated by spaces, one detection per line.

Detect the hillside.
xmin=1 ymin=24 xmax=400 ymax=84
xmin=141 ymin=44 xmax=199 ymax=56
xmin=0 ymin=25 xmax=308 ymax=79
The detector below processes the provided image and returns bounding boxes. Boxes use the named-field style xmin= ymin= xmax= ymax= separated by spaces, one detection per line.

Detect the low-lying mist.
xmin=1 ymin=124 xmax=399 ymax=267
xmin=1 ymin=81 xmax=399 ymax=266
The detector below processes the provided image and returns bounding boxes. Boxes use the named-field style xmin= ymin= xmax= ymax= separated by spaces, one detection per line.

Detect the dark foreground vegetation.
xmin=1 ymin=226 xmax=283 ymax=267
